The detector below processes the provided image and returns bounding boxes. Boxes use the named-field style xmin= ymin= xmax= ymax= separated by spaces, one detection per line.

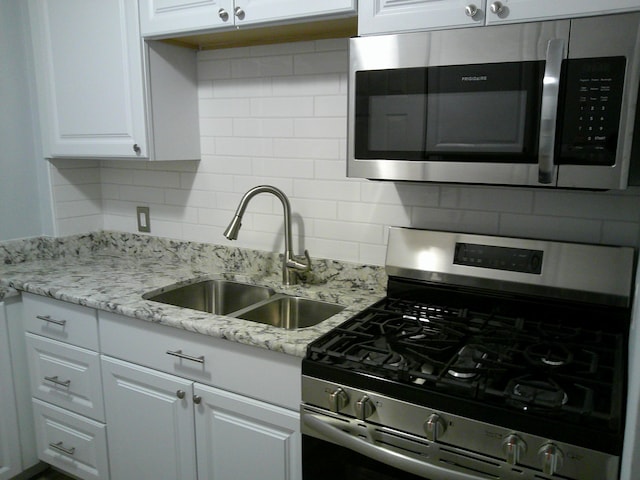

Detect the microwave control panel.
xmin=559 ymin=56 xmax=626 ymax=166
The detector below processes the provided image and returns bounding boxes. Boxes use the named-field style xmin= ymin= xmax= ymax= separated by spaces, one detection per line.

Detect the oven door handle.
xmin=538 ymin=38 xmax=564 ymax=184
xmin=302 ymin=413 xmax=483 ymax=480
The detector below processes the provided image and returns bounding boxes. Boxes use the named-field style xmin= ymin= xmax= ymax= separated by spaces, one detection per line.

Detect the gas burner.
xmin=524 ymin=342 xmax=573 ymax=367
xmin=447 ymin=345 xmax=486 ymax=379
xmin=365 ymin=350 xmax=404 ymax=367
xmin=507 ymin=376 xmax=569 ymax=410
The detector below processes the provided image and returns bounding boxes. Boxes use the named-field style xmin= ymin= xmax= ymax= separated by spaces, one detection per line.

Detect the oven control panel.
xmin=454 ymin=242 xmax=543 ymax=274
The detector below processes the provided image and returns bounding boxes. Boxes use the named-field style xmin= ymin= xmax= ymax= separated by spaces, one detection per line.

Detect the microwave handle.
xmin=538 ymin=38 xmax=564 ymax=184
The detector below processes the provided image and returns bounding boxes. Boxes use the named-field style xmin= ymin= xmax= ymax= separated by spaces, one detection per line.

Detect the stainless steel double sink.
xmin=143 ymin=278 xmax=344 ymax=330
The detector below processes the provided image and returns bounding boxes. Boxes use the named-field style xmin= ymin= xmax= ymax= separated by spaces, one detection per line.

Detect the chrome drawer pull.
xmin=36 ymin=314 xmax=67 ymax=326
xmin=49 ymin=441 xmax=75 ymax=456
xmin=44 ymin=375 xmax=71 ymax=388
xmin=166 ymin=349 xmax=205 ymax=364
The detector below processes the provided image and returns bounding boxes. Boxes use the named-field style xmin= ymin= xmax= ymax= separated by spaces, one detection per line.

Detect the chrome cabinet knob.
xmin=538 ymin=443 xmax=564 ymax=475
xmin=502 ymin=434 xmax=526 ymax=465
xmin=176 ymin=390 xmax=186 ymax=399
xmin=465 ymin=4 xmax=479 ymax=18
xmin=354 ymin=395 xmax=375 ymax=420
xmin=218 ymin=8 xmax=229 ymax=21
xmin=490 ymin=1 xmax=505 ymax=15
xmin=328 ymin=387 xmax=349 ymax=413
xmin=234 ymin=6 xmax=245 ymax=20
xmin=193 ymin=395 xmax=202 ymax=405
xmin=133 ymin=143 xmax=141 ymax=155
xmin=424 ymin=413 xmax=447 ymax=441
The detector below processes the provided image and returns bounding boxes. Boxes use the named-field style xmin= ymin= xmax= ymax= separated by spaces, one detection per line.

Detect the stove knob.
xmin=538 ymin=443 xmax=564 ymax=475
xmin=355 ymin=395 xmax=375 ymax=420
xmin=328 ymin=388 xmax=349 ymax=413
xmin=424 ymin=413 xmax=447 ymax=441
xmin=502 ymin=434 xmax=527 ymax=465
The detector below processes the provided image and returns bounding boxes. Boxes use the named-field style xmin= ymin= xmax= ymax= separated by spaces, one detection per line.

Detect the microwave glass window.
xmin=354 ymin=62 xmax=543 ymax=163
xmin=426 ymin=90 xmax=527 ymax=153
xmin=368 ymin=94 xmax=427 ymax=152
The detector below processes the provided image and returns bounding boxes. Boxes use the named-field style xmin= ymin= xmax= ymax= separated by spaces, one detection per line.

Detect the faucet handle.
xmin=288 ymin=249 xmax=312 ymax=272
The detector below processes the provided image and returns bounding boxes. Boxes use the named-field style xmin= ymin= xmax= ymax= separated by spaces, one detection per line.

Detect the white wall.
xmin=0 ymin=0 xmax=54 ymax=241
xmin=49 ymin=38 xmax=640 ymax=265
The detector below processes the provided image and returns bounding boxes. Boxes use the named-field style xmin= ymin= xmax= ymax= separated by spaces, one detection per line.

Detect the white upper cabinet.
xmin=139 ymin=0 xmax=357 ymax=37
xmin=359 ymin=0 xmax=487 ymax=34
xmin=485 ymin=0 xmax=640 ymax=25
xmin=28 ymin=0 xmax=200 ymax=160
xmin=359 ymin=0 xmax=640 ymax=35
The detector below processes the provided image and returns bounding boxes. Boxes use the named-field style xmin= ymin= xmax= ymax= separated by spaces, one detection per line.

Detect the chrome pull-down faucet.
xmin=223 ymin=185 xmax=311 ymax=285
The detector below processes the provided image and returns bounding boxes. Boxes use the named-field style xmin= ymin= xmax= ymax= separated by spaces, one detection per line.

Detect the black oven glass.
xmin=302 ymin=435 xmax=425 ymax=480
xmin=355 ymin=61 xmax=544 ymax=163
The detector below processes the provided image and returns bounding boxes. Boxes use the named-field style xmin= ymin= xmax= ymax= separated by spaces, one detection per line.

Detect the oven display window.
xmin=454 ymin=242 xmax=543 ymax=274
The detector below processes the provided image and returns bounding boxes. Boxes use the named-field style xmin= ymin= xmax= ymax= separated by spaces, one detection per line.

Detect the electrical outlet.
xmin=136 ymin=206 xmax=151 ymax=233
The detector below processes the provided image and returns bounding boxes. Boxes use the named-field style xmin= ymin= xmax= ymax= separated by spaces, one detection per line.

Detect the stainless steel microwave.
xmin=347 ymin=13 xmax=640 ymax=190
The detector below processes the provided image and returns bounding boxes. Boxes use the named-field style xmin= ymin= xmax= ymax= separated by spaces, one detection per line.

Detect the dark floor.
xmin=29 ymin=468 xmax=75 ymax=480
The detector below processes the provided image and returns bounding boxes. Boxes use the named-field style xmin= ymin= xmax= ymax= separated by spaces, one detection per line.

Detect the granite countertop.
xmin=0 ymin=232 xmax=386 ymax=357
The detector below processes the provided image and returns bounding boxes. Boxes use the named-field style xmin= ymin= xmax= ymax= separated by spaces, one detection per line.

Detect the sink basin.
xmin=237 ymin=295 xmax=345 ymax=329
xmin=144 ymin=279 xmax=275 ymax=315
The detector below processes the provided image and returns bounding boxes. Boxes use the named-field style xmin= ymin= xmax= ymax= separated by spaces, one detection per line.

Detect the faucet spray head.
xmin=223 ymin=215 xmax=242 ymax=240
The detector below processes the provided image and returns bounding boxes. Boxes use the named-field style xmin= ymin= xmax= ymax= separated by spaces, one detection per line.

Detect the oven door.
xmin=301 ymin=407 xmax=491 ymax=480
xmin=347 ymin=21 xmax=570 ymax=187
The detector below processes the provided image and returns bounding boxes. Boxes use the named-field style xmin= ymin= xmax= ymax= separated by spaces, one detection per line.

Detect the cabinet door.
xmin=235 ymin=0 xmax=356 ymax=27
xmin=485 ymin=0 xmax=640 ymax=24
xmin=139 ymin=0 xmax=235 ymax=37
xmin=101 ymin=356 xmax=197 ymax=480
xmin=0 ymin=304 xmax=20 ymax=480
xmin=195 ymin=383 xmax=301 ymax=480
xmin=29 ymin=0 xmax=147 ymax=158
xmin=359 ymin=0 xmax=486 ymax=35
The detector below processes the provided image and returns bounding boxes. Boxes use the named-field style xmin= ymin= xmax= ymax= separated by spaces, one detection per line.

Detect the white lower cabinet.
xmin=101 ymin=356 xmax=197 ymax=480
xmin=99 ymin=309 xmax=302 ymax=480
xmin=194 ymin=384 xmax=301 ymax=480
xmin=32 ymin=399 xmax=109 ymax=480
xmin=20 ymin=294 xmax=303 ymax=480
xmin=23 ymin=293 xmax=108 ymax=480
xmin=0 ymin=298 xmax=40 ymax=480
xmin=102 ymin=355 xmax=301 ymax=480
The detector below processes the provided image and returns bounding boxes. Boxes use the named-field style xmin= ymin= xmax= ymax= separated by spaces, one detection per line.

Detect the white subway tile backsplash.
xmin=440 ymin=186 xmax=534 ymax=213
xmin=274 ymin=138 xmax=340 ymax=159
xmin=412 ymin=207 xmax=500 ymax=235
xmin=232 ymin=118 xmax=294 ymax=138
xmin=294 ymin=117 xmax=346 ymax=138
xmin=250 ymin=96 xmax=314 ymax=117
xmin=534 ymin=190 xmax=640 ymax=221
xmin=294 ymin=50 xmax=348 ymax=75
xmin=215 ymin=137 xmax=273 ymax=157
xmin=231 ymin=55 xmax=293 ymax=78
xmin=49 ymin=38 xmax=640 ymax=266
xmin=212 ymin=77 xmax=272 ymax=98
xmin=499 ymin=214 xmax=602 ymax=243
xmin=314 ymin=95 xmax=347 ymax=117
xmin=338 ymin=202 xmax=411 ymax=226
xmin=200 ymin=98 xmax=251 ymax=118
xmin=272 ymin=74 xmax=342 ymax=96
xmin=252 ymin=157 xmax=315 ymax=179
xmin=314 ymin=219 xmax=384 ymax=244
xmin=118 ymin=185 xmax=165 ymax=204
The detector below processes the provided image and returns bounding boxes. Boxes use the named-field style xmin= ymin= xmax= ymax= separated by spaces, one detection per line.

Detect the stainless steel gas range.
xmin=301 ymin=228 xmax=635 ymax=480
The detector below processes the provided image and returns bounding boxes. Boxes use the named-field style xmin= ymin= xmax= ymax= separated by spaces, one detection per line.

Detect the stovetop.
xmin=303 ymin=281 xmax=628 ymax=454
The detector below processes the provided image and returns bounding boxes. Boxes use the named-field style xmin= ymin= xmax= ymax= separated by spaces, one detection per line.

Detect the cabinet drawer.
xmin=32 ymin=399 xmax=109 ymax=480
xmin=23 ymin=293 xmax=98 ymax=350
xmin=99 ymin=311 xmax=302 ymax=410
xmin=26 ymin=333 xmax=105 ymax=422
